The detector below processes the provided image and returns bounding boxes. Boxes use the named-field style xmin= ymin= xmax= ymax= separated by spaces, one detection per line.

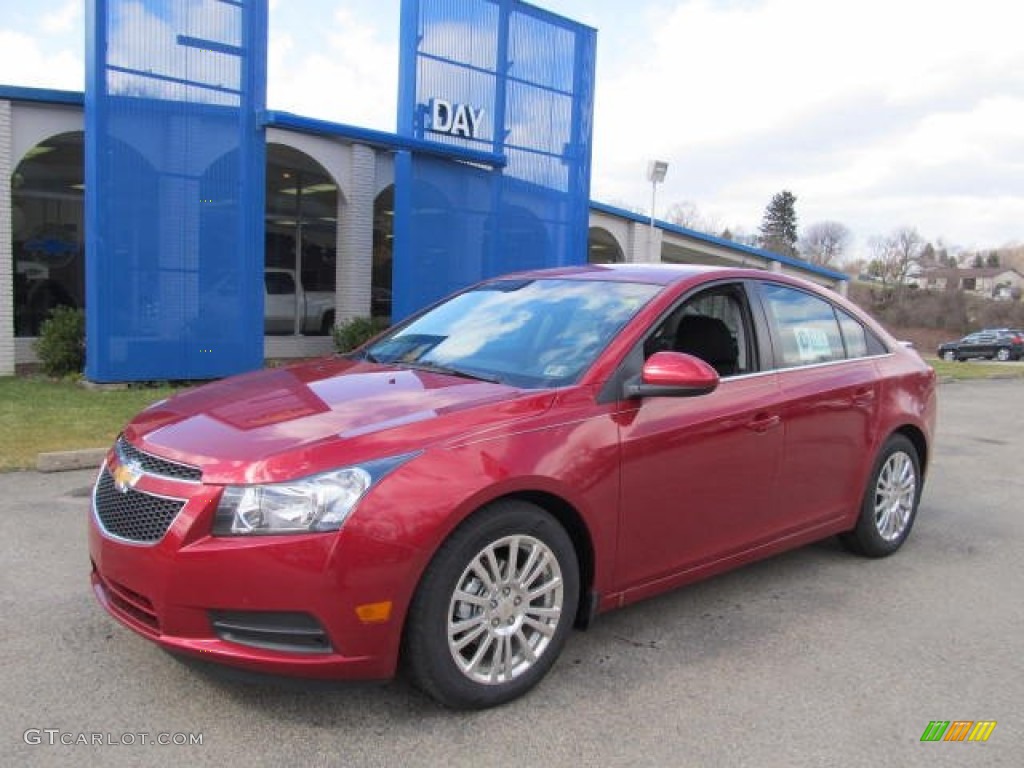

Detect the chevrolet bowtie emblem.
xmin=112 ymin=460 xmax=143 ymax=494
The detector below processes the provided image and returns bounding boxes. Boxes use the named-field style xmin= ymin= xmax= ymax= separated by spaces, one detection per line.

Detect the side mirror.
xmin=624 ymin=351 xmax=720 ymax=399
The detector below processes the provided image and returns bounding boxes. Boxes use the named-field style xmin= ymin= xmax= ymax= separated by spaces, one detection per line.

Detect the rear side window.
xmin=760 ymin=284 xmax=844 ymax=368
xmin=836 ymin=308 xmax=888 ymax=357
xmin=837 ymin=309 xmax=868 ymax=358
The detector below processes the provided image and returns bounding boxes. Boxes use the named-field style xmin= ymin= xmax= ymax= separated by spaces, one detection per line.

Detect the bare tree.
xmin=867 ymin=226 xmax=923 ymax=304
xmin=799 ymin=221 xmax=851 ymax=267
xmin=664 ymin=201 xmax=722 ymax=235
xmin=665 ymin=201 xmax=701 ymax=229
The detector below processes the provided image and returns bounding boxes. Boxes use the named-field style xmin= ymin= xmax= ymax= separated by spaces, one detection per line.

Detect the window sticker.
xmin=793 ymin=326 xmax=832 ymax=362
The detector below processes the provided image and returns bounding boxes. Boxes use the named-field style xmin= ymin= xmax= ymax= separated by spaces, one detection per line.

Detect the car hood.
xmin=123 ymin=358 xmax=555 ymax=485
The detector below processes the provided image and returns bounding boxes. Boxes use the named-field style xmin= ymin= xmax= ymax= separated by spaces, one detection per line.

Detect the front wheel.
xmin=403 ymin=500 xmax=579 ymax=709
xmin=941 ymin=350 xmax=956 ymax=362
xmin=841 ymin=434 xmax=922 ymax=557
xmin=996 ymin=348 xmax=1011 ymax=362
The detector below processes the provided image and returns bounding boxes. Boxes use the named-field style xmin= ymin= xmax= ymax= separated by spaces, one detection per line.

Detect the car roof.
xmin=497 ymin=263 xmax=770 ymax=287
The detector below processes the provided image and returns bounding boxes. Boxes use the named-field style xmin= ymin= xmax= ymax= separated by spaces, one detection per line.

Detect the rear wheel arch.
xmin=892 ymin=424 xmax=929 ymax=478
xmin=842 ymin=431 xmax=923 ymax=557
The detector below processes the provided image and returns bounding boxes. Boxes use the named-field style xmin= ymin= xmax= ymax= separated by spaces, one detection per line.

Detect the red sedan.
xmin=89 ymin=265 xmax=936 ymax=708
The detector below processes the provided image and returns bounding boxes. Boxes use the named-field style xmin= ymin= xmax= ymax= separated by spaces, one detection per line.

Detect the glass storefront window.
xmin=265 ymin=144 xmax=338 ymax=335
xmin=12 ymin=132 xmax=85 ymax=337
xmin=372 ymin=185 xmax=394 ymax=323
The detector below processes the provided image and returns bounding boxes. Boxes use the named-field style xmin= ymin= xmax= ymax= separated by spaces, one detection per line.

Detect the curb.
xmin=37 ymin=448 xmax=106 ymax=473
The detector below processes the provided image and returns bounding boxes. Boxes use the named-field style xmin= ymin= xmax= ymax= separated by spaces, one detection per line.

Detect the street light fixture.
xmin=647 ymin=160 xmax=668 ymax=261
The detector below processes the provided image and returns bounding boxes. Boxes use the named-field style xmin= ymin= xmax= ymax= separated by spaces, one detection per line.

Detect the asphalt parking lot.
xmin=1 ymin=379 xmax=1020 ymax=767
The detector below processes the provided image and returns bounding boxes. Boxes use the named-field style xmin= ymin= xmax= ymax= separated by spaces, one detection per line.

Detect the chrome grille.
xmin=93 ymin=468 xmax=185 ymax=543
xmin=116 ymin=435 xmax=201 ymax=483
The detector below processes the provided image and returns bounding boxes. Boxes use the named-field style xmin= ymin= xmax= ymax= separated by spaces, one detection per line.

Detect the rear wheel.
xmin=942 ymin=350 xmax=956 ymax=362
xmin=996 ymin=348 xmax=1011 ymax=362
xmin=841 ymin=434 xmax=922 ymax=557
xmin=404 ymin=500 xmax=579 ymax=709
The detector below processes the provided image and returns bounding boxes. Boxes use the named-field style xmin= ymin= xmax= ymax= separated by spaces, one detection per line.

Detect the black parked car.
xmin=937 ymin=329 xmax=1024 ymax=362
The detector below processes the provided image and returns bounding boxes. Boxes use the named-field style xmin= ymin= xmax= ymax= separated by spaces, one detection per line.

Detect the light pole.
xmin=647 ymin=160 xmax=668 ymax=261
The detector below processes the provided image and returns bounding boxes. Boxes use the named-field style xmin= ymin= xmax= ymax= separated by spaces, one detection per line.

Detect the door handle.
xmin=746 ymin=413 xmax=781 ymax=433
xmin=852 ymin=387 xmax=875 ymax=405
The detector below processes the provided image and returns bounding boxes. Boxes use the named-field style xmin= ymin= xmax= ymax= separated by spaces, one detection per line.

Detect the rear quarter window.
xmin=760 ymin=284 xmax=844 ymax=368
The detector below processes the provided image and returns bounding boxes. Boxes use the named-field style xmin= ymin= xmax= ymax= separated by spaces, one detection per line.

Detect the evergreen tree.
xmin=759 ymin=190 xmax=798 ymax=257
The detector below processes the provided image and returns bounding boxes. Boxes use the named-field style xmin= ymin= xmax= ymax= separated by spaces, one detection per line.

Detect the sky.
xmin=2 ymin=0 xmax=1022 ymax=261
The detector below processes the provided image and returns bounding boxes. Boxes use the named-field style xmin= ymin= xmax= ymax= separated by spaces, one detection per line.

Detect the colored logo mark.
xmin=920 ymin=720 xmax=997 ymax=742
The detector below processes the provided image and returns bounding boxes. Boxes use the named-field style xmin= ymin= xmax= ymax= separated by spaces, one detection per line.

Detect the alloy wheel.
xmin=873 ymin=451 xmax=917 ymax=541
xmin=447 ymin=535 xmax=564 ymax=685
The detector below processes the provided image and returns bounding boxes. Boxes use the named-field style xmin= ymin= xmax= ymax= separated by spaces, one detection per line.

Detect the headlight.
xmin=213 ymin=454 xmax=415 ymax=536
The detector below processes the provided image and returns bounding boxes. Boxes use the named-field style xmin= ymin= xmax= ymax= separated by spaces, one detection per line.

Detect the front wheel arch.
xmin=422 ymin=485 xmax=597 ymax=629
xmin=401 ymin=499 xmax=581 ymax=708
xmin=503 ymin=491 xmax=595 ymax=627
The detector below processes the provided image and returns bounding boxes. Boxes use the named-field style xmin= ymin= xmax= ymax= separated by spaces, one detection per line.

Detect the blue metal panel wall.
xmin=394 ymin=0 xmax=596 ymax=320
xmin=85 ymin=0 xmax=266 ymax=381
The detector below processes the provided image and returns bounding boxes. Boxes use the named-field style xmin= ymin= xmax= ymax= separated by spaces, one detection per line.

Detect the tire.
xmin=941 ymin=350 xmax=956 ymax=362
xmin=841 ymin=434 xmax=922 ymax=558
xmin=996 ymin=348 xmax=1010 ymax=362
xmin=403 ymin=500 xmax=579 ymax=709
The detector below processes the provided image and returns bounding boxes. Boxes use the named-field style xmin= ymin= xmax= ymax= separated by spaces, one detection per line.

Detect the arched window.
xmin=11 ymin=132 xmax=84 ymax=337
xmin=588 ymin=227 xmax=624 ymax=264
xmin=265 ymin=144 xmax=339 ymax=335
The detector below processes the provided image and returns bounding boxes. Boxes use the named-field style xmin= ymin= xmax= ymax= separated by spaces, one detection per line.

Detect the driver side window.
xmin=643 ymin=285 xmax=755 ymax=378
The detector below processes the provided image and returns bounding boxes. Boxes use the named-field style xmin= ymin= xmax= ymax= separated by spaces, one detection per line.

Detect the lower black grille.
xmin=93 ymin=565 xmax=160 ymax=632
xmin=210 ymin=611 xmax=332 ymax=654
xmin=93 ymin=469 xmax=185 ymax=543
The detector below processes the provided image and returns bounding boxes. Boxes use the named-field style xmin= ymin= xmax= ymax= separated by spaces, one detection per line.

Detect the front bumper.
xmin=87 ymin=458 xmax=422 ymax=681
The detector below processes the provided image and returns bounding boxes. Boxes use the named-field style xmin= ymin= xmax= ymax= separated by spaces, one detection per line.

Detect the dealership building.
xmin=0 ymin=0 xmax=845 ymax=381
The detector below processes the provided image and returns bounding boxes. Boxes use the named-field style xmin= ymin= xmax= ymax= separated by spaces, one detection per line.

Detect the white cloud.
xmin=0 ymin=29 xmax=82 ymax=91
xmin=584 ymin=0 xmax=1024 ymax=254
xmin=267 ymin=6 xmax=397 ymax=129
xmin=42 ymin=1 xmax=82 ymax=34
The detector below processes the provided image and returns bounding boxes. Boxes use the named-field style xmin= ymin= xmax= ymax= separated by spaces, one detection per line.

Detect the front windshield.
xmin=362 ymin=278 xmax=662 ymax=388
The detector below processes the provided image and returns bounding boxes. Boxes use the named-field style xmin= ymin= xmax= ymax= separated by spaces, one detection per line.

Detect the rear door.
xmin=754 ymin=282 xmax=884 ymax=531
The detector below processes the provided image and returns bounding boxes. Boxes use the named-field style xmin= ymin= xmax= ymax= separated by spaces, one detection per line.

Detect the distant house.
xmin=914 ymin=267 xmax=1024 ymax=299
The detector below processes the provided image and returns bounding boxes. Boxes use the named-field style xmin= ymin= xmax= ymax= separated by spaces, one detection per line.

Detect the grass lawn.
xmin=0 ymin=377 xmax=186 ymax=471
xmin=925 ymin=358 xmax=1024 ymax=380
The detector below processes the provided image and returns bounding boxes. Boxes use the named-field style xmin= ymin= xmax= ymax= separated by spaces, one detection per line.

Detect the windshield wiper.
xmin=396 ymin=360 xmax=503 ymax=384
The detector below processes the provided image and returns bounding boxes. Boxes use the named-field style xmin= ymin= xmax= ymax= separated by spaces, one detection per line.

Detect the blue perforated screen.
xmin=394 ymin=0 xmax=596 ymax=320
xmin=85 ymin=0 xmax=266 ymax=381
